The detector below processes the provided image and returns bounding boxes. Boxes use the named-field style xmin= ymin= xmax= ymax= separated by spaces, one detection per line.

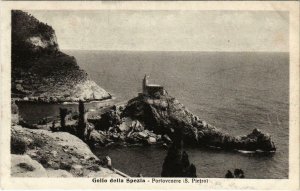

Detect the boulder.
xmin=12 ymin=154 xmax=74 ymax=177
xmin=11 ymin=125 xmax=121 ymax=177
xmin=89 ymin=130 xmax=108 ymax=146
xmin=147 ymin=137 xmax=156 ymax=144
xmin=70 ymin=165 xmax=83 ymax=176
xmin=138 ymin=132 xmax=148 ymax=139
xmin=46 ymin=169 xmax=73 ymax=177
xmin=118 ymin=122 xmax=130 ymax=132
xmin=132 ymin=120 xmax=144 ymax=131
xmin=16 ymin=84 xmax=24 ymax=92
xmin=144 ymin=130 xmax=156 ymax=137
xmin=11 ymin=154 xmax=47 ymax=177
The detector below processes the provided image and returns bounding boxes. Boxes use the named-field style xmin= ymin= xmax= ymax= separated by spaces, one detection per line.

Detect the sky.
xmin=27 ymin=10 xmax=289 ymax=52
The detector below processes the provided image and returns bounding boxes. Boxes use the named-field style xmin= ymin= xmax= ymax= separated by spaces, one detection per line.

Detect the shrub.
xmin=11 ymin=136 xmax=27 ymax=154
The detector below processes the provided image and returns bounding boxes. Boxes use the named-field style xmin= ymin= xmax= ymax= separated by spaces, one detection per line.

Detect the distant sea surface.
xmin=65 ymin=50 xmax=289 ymax=178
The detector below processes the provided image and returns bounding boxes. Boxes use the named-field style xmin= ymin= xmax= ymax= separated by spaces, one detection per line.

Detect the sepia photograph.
xmin=0 ymin=1 xmax=299 ymax=189
xmin=9 ymin=9 xmax=290 ymax=179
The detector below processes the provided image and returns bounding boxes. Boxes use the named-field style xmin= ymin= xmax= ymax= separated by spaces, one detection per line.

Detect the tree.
xmin=77 ymin=100 xmax=86 ymax=140
xmin=59 ymin=108 xmax=68 ymax=131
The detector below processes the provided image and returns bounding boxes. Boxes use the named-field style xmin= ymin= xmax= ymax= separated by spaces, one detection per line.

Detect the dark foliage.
xmin=11 ymin=136 xmax=27 ymax=154
xmin=11 ymin=10 xmax=89 ymax=99
xmin=77 ymin=100 xmax=86 ymax=140
xmin=11 ymin=10 xmax=58 ymax=69
xmin=59 ymin=108 xmax=68 ymax=131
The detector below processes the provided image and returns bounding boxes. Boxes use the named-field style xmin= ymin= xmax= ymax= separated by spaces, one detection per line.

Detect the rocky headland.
xmin=11 ymin=10 xmax=111 ymax=103
xmin=85 ymin=75 xmax=276 ymax=152
xmin=118 ymin=92 xmax=276 ymax=152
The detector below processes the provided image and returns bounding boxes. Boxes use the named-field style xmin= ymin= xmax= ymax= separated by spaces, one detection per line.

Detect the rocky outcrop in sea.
xmin=120 ymin=93 xmax=276 ymax=152
xmin=161 ymin=129 xmax=197 ymax=177
xmin=11 ymin=10 xmax=110 ymax=103
xmin=78 ymin=89 xmax=276 ymax=152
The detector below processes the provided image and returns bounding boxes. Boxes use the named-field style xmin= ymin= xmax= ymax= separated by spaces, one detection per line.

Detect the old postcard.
xmin=0 ymin=1 xmax=299 ymax=190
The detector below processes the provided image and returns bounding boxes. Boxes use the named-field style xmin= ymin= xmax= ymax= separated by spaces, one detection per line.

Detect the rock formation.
xmin=11 ymin=154 xmax=73 ymax=177
xmin=11 ymin=10 xmax=111 ymax=102
xmin=11 ymin=100 xmax=19 ymax=125
xmin=161 ymin=147 xmax=197 ymax=177
xmin=121 ymin=92 xmax=276 ymax=152
xmin=11 ymin=125 xmax=121 ymax=177
xmin=225 ymin=169 xmax=245 ymax=178
xmin=161 ymin=129 xmax=197 ymax=177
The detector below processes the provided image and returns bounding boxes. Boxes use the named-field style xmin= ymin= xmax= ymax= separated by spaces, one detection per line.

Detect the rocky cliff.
xmin=83 ymin=90 xmax=275 ymax=152
xmin=11 ymin=10 xmax=110 ymax=102
xmin=11 ymin=125 xmax=121 ymax=177
xmin=121 ymin=93 xmax=276 ymax=152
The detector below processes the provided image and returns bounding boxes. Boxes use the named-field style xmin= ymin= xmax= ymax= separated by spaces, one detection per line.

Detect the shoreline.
xmin=12 ymin=94 xmax=114 ymax=105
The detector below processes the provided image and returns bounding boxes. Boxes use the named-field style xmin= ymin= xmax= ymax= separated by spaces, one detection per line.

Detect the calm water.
xmin=38 ymin=50 xmax=292 ymax=178
xmin=17 ymin=100 xmax=113 ymax=124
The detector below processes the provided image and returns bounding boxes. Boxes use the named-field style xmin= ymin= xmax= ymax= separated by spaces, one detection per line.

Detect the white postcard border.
xmin=0 ymin=1 xmax=299 ymax=189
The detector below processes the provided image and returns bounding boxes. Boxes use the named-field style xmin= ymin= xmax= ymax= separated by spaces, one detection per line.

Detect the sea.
xmin=65 ymin=50 xmax=289 ymax=179
xmin=23 ymin=50 xmax=290 ymax=178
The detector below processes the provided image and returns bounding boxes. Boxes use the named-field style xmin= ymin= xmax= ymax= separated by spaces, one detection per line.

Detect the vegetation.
xmin=59 ymin=108 xmax=68 ymax=131
xmin=12 ymin=10 xmax=58 ymax=68
xmin=77 ymin=100 xmax=86 ymax=140
xmin=11 ymin=136 xmax=27 ymax=154
xmin=12 ymin=10 xmax=54 ymax=41
xmin=11 ymin=10 xmax=93 ymax=101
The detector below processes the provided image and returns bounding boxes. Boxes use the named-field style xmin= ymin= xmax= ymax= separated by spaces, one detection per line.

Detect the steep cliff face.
xmin=11 ymin=10 xmax=110 ymax=102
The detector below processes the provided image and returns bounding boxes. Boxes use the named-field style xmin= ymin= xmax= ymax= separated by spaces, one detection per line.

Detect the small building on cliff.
xmin=142 ymin=75 xmax=166 ymax=98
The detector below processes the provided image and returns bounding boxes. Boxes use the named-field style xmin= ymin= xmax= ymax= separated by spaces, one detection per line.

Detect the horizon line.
xmin=62 ymin=49 xmax=289 ymax=53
